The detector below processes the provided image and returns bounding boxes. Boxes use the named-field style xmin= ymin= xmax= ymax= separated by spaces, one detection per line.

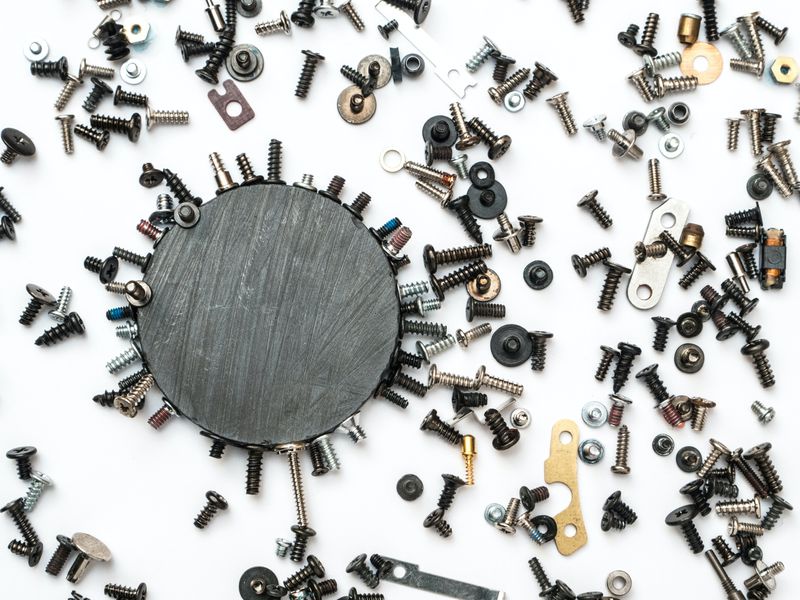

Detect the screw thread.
xmin=770 ymin=143 xmax=799 ymax=189
xmin=113 ymin=246 xmax=149 ymax=268
xmin=147 ymin=402 xmax=176 ymax=430
xmin=339 ymin=1 xmax=365 ymax=31
xmin=106 ymin=306 xmax=134 ymax=321
xmin=208 ymin=438 xmax=226 ymax=459
xmin=395 ymin=349 xmax=422 ymax=368
xmin=729 ymin=452 xmax=769 ymax=497
xmin=658 ymin=230 xmax=693 ymax=262
xmin=289 ymin=531 xmax=310 ymax=563
xmin=438 ymin=260 xmax=488 ymax=292
xmin=564 ymin=0 xmax=584 ymax=23
xmin=383 ymin=226 xmax=412 ymax=256
xmin=3 ymin=501 xmax=39 ymax=544
xmin=150 ymin=109 xmax=190 ymax=126
xmin=181 ymin=41 xmax=217 ymax=61
xmin=90 ymin=113 xmax=138 ymax=136
xmin=612 ymin=425 xmax=631 ymax=472
xmin=448 ymin=197 xmax=483 ymax=243
xmin=114 ymin=374 xmax=154 ymax=417
xmin=528 ymin=558 xmax=553 ymax=594
xmin=35 ymin=313 xmax=85 ymax=346
xmin=726 ymin=118 xmax=742 ymax=151
xmin=522 ymin=63 xmax=558 ymax=100
xmin=761 ymin=502 xmax=788 ymax=530
xmin=739 ymin=13 xmax=764 ymax=60
xmin=429 ymin=367 xmax=475 ymax=389
xmin=595 ymin=347 xmax=617 ymax=382
xmin=611 ymin=345 xmax=640 ymax=393
xmin=547 ymin=94 xmax=578 ymax=134
xmin=641 ymin=11 xmax=661 ymax=47
xmin=679 ymin=257 xmax=713 ymax=289
xmin=581 ymin=196 xmax=613 ymax=229
xmin=480 ymin=371 xmax=524 ymax=395
xmin=82 ymin=80 xmax=112 ymax=112
xmin=265 ymin=138 xmax=285 ymax=184
xmin=22 ymin=478 xmax=48 ymax=512
xmin=235 ymin=153 xmax=260 ymax=184
xmin=761 ymin=114 xmax=780 ymax=146
xmin=716 ymin=498 xmax=759 ymax=516
xmin=295 ymin=51 xmax=325 ymax=98
xmin=597 ymin=266 xmax=626 ymax=311
xmin=457 ymin=323 xmax=492 ymax=347
xmin=255 ymin=13 xmax=291 ymax=35
xmin=8 ymin=539 xmax=35 ymax=557
xmin=758 ymin=156 xmax=793 ymax=197
xmin=395 ymin=372 xmax=428 ymax=397
xmin=74 ymin=124 xmax=109 ymax=150
xmin=748 ymin=351 xmax=776 ymax=388
xmin=56 ymin=116 xmax=74 ymax=154
xmin=648 ymin=158 xmax=663 ymax=198
xmin=313 ymin=436 xmax=340 ymax=471
xmin=751 ymin=400 xmax=775 ymax=424
xmin=194 ymin=499 xmax=224 ymax=529
xmin=489 ymin=68 xmax=531 ymax=103
xmin=45 ymin=538 xmax=73 ymax=576
xmin=628 ymin=70 xmax=655 ymax=102
xmin=419 ymin=335 xmax=456 ymax=360
xmin=104 ymin=583 xmax=145 ymax=599
xmin=348 ymin=191 xmax=371 ymax=215
xmin=498 ymin=497 xmax=520 ymax=530
xmin=466 ymin=42 xmax=495 ymax=72
xmin=751 ymin=453 xmax=782 ymax=494
xmin=530 ymin=336 xmax=550 ymax=371
xmin=196 ymin=29 xmax=236 ymax=85
xmin=287 ymin=450 xmax=308 ymax=527
xmin=402 ymin=319 xmax=446 ymax=337
xmin=421 ymin=410 xmax=463 ymax=444
xmin=30 ymin=57 xmax=68 ymax=79
xmin=54 ymin=78 xmax=80 ymax=111
xmin=380 ymin=388 xmax=409 ymax=409
xmin=246 ymin=448 xmax=264 ymax=495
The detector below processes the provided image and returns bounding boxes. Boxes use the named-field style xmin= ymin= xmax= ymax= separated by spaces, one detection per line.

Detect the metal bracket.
xmin=374 ymin=1 xmax=477 ymax=98
xmin=543 ymin=419 xmax=588 ymax=556
xmin=626 ymin=197 xmax=690 ymax=309
xmin=379 ymin=557 xmax=504 ymax=600
xmin=208 ymin=80 xmax=255 ymax=131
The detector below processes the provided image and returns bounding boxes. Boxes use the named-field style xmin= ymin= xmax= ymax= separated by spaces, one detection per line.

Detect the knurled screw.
xmin=420 ymin=409 xmax=463 ymax=445
xmin=193 ymin=491 xmax=228 ymax=529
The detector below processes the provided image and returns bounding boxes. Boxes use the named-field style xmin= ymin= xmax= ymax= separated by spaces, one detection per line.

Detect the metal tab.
xmin=208 ymin=80 xmax=255 ymax=130
xmin=380 ymin=557 xmax=504 ymax=600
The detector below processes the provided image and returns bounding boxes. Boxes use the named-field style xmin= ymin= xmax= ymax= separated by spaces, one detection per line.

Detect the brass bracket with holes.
xmin=543 ymin=419 xmax=587 ymax=555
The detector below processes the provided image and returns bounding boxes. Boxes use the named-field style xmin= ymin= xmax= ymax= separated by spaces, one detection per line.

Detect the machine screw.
xmin=346 ymin=554 xmax=378 ymax=589
xmin=145 ymin=108 xmax=190 ymax=130
xmin=636 ymin=12 xmax=660 ymax=56
xmin=666 ymin=504 xmax=704 ymax=553
xmin=416 ymin=335 xmax=456 ymax=363
xmin=744 ymin=560 xmax=784 ymax=593
xmin=716 ymin=497 xmax=761 ymax=517
xmin=53 ymin=75 xmax=82 ymax=112
xmin=488 ymin=68 xmax=531 ymax=104
xmin=652 ymin=316 xmax=676 ymax=351
xmin=728 ymin=516 xmax=764 ymax=536
xmin=726 ymin=118 xmax=742 ymax=151
xmin=430 ymin=260 xmax=488 ymax=301
xmin=475 ymin=365 xmax=524 ymax=395
xmin=610 ymin=425 xmax=631 ymax=474
xmin=572 ymin=247 xmax=611 ymax=277
xmin=583 ymin=115 xmax=607 ymax=141
xmin=612 ymin=343 xmax=641 ymax=392
xmin=6 ymin=447 xmax=36 ymax=481
xmin=597 ymin=262 xmax=631 ymax=311
xmin=768 ymin=140 xmax=799 ymax=191
xmin=55 ymin=115 xmax=75 ymax=154
xmin=74 ymin=124 xmax=110 ymax=150
xmin=428 ymin=365 xmax=476 ymax=390
xmin=113 ymin=86 xmax=148 ymax=108
xmin=494 ymin=497 xmax=520 ymax=534
xmin=762 ymin=495 xmax=792 ymax=530
xmin=726 ymin=313 xmax=760 ymax=340
xmin=255 ymin=10 xmax=292 ymax=36
xmin=194 ymin=491 xmax=228 ymax=529
xmin=647 ymin=158 xmax=667 ymax=201
xmin=483 ymin=408 xmax=520 ymax=451
xmin=376 ymin=19 xmax=398 ymax=39
xmin=465 ymin=36 xmax=500 ymax=73
xmin=680 ymin=479 xmax=712 ymax=516
xmin=740 ymin=339 xmax=775 ymax=388
xmin=403 ymin=319 xmax=447 ymax=337
xmin=423 ymin=243 xmax=492 ymax=274
xmin=180 ymin=41 xmax=216 ymax=62
xmin=19 ymin=284 xmax=57 ymax=326
xmin=113 ymin=247 xmax=152 ymax=272
xmin=705 ymin=549 xmax=746 ymax=599
xmin=492 ymin=213 xmax=522 ymax=253
xmin=22 ymin=471 xmax=53 ymax=512
xmin=529 ymin=331 xmax=552 ymax=371
xmin=451 ymin=388 xmax=487 ymax=412
xmin=113 ymin=374 xmax=154 ymax=418
xmin=422 ymin=508 xmax=452 ymax=538
xmin=448 ymin=102 xmax=480 ymax=150
xmin=146 ymin=399 xmax=177 ymax=430
xmin=104 ymin=583 xmax=147 ymax=600
xmin=595 ymin=346 xmax=618 ymax=382
xmin=467 ymin=116 xmax=512 ymax=159
xmin=420 ymin=409 xmax=463 ymax=445
xmin=750 ymin=400 xmax=775 ymax=424
xmin=608 ymin=128 xmax=644 ymax=160
xmin=546 ymin=92 xmax=577 ymax=135
xmin=45 ymin=535 xmax=74 ymax=576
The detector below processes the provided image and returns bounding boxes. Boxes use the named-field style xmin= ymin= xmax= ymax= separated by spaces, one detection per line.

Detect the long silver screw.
xmin=741 ymin=109 xmax=765 ymax=156
xmin=546 ymin=92 xmax=578 ymax=135
xmin=55 ymin=115 xmax=75 ymax=155
xmin=255 ymin=11 xmax=292 ymax=35
xmin=726 ymin=118 xmax=742 ymax=151
xmin=280 ymin=445 xmax=309 ymax=527
xmin=647 ymin=158 xmax=666 ymax=201
xmin=146 ymin=107 xmax=190 ymax=130
xmin=721 ymin=23 xmax=753 ymax=59
xmin=54 ymin=76 xmax=82 ymax=111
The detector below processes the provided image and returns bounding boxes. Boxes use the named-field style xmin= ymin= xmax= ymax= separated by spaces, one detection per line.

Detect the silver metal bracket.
xmin=374 ymin=1 xmax=477 ymax=98
xmin=379 ymin=557 xmax=504 ymax=600
xmin=627 ymin=197 xmax=690 ymax=309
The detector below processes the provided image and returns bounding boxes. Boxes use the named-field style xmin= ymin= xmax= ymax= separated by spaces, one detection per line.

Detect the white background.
xmin=0 ymin=1 xmax=798 ymax=598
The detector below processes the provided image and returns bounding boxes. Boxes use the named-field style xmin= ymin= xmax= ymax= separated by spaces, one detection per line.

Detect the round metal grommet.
xmin=676 ymin=311 xmax=703 ymax=338
xmin=467 ymin=181 xmax=508 ymax=219
xmin=468 ymin=161 xmax=496 ymax=189
xmin=510 ymin=408 xmax=531 ymax=429
xmin=581 ymin=401 xmax=608 ymax=427
xmin=239 ymin=566 xmax=279 ymax=600
xmin=523 ymin=260 xmax=553 ymax=290
xmin=667 ymin=102 xmax=691 ymax=125
xmin=358 ymin=55 xmax=392 ymax=89
xmin=675 ymin=343 xmax=704 ymax=373
xmin=174 ymin=203 xmax=201 ymax=229
xmin=504 ymin=91 xmax=525 ymax=113
xmin=422 ymin=115 xmax=457 ymax=147
xmin=652 ymin=433 xmax=675 ymax=456
xmin=402 ymin=53 xmax=425 ymax=78
xmin=24 ymin=39 xmax=49 ymax=61
xmin=379 ymin=148 xmax=405 ymax=173
xmin=120 ymin=58 xmax=147 ymax=85
xmin=88 ymin=37 xmax=101 ymax=49
xmin=396 ymin=474 xmax=424 ymax=501
xmin=490 ymin=324 xmax=533 ymax=367
xmin=466 ymin=268 xmax=501 ymax=302
xmin=659 ymin=132 xmax=685 ymax=158
xmin=226 ymin=44 xmax=264 ymax=82
xmin=484 ymin=503 xmax=506 ymax=525
xmin=606 ymin=570 xmax=632 ymax=597
xmin=676 ymin=445 xmax=703 ymax=472
xmin=236 ymin=0 xmax=262 ymax=18
xmin=747 ymin=173 xmax=773 ymax=201
xmin=337 ymin=85 xmax=377 ymax=125
xmin=579 ymin=439 xmax=605 ymax=464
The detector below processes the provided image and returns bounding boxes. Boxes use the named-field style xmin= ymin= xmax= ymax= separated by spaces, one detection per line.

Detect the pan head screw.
xmin=6 ymin=446 xmax=37 ymax=480
xmin=1 ymin=128 xmax=36 ymax=165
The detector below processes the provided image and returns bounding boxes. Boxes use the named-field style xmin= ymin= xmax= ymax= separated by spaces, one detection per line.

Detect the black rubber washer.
xmin=675 ymin=446 xmax=703 ymax=472
xmin=402 ymin=53 xmax=425 ymax=77
xmin=396 ymin=474 xmax=424 ymax=501
xmin=490 ymin=324 xmax=533 ymax=367
xmin=468 ymin=161 xmax=496 ymax=189
xmin=530 ymin=514 xmax=558 ymax=542
xmin=523 ymin=260 xmax=553 ymax=290
xmin=239 ymin=566 xmax=278 ymax=600
xmin=389 ymin=47 xmax=403 ymax=84
xmin=467 ymin=181 xmax=507 ymax=219
xmin=422 ymin=115 xmax=456 ymax=147
xmin=652 ymin=433 xmax=675 ymax=456
xmin=747 ymin=173 xmax=773 ymax=201
xmin=675 ymin=311 xmax=703 ymax=338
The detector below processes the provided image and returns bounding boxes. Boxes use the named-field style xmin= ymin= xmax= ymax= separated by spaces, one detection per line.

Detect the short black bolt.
xmin=82 ymin=77 xmax=112 ymax=112
xmin=451 ymin=388 xmax=487 ymax=412
xmin=113 ymin=247 xmax=152 ymax=272
xmin=18 ymin=284 xmax=57 ymax=326
xmin=436 ymin=473 xmax=466 ymax=512
xmin=284 ymin=555 xmax=325 ymax=590
xmin=393 ymin=371 xmax=428 ymax=397
xmin=193 ymin=490 xmax=228 ymax=529
xmin=370 ymin=554 xmax=393 ymax=579
xmin=114 ymin=85 xmax=149 ymax=107
xmin=74 ymin=124 xmax=110 ymax=151
xmin=618 ymin=23 xmax=640 ymax=47
xmin=726 ymin=312 xmax=760 ymax=340
xmin=341 ymin=65 xmax=376 ymax=97
xmin=529 ymin=331 xmax=553 ymax=371
xmin=384 ymin=0 xmax=431 ymax=24
xmin=346 ymin=553 xmax=379 ymax=589
xmin=740 ymin=339 xmax=775 ymax=388
xmin=528 ymin=557 xmax=557 ymax=598
xmin=180 ymin=41 xmax=216 ymax=62
xmin=1 ymin=498 xmax=40 ymax=545
xmin=611 ymin=342 xmax=642 ymax=393
xmin=571 ymin=246 xmax=611 ymax=277
xmin=8 ymin=539 xmax=43 ymax=567
xmin=377 ymin=385 xmax=409 ymax=409
xmin=636 ymin=363 xmax=671 ymax=405
xmin=448 ymin=195 xmax=483 ymax=243
xmin=30 ymin=56 xmax=69 ymax=80
xmin=680 ymin=479 xmax=712 ymax=516
xmin=601 ymin=511 xmax=627 ymax=531
xmin=710 ymin=535 xmax=740 ymax=566
xmin=595 ymin=345 xmax=618 ymax=381
xmin=423 ymin=243 xmax=491 ymax=273
xmin=659 ymin=230 xmax=694 ymax=265
xmin=430 ymin=260 xmax=488 ymax=301
xmin=307 ymin=579 xmax=338 ymax=600
xmin=422 ymin=508 xmax=453 ymax=538
xmin=45 ymin=535 xmax=74 ymax=576
xmin=290 ymin=525 xmax=317 ymax=563
xmin=665 ymin=504 xmax=704 ymax=553
xmin=377 ymin=19 xmax=399 ymax=39
xmin=700 ymin=284 xmax=729 ymax=313
xmin=597 ymin=261 xmax=631 ymax=311
xmin=90 ymin=113 xmax=142 ymax=143
xmin=678 ymin=252 xmax=716 ymax=289
xmin=519 ymin=485 xmax=549 ymax=511
xmin=522 ymin=62 xmax=558 ymax=100
xmin=420 ymin=409 xmax=463 ymax=445
xmin=651 ymin=316 xmax=676 ymax=351
xmin=465 ymin=297 xmax=505 ymax=322
xmin=0 ymin=187 xmax=22 ymax=223
xmin=265 ymin=139 xmax=286 ymax=185
xmin=291 ymin=0 xmax=316 ymax=28
xmin=394 ymin=349 xmax=422 ymax=369
xmin=577 ymin=190 xmax=613 ymax=229
xmin=492 ymin=54 xmax=517 ymax=83
xmin=725 ymin=205 xmax=762 ymax=228
xmin=104 ymin=582 xmax=147 ymax=600
xmin=295 ymin=50 xmax=325 ymax=98
xmin=720 ymin=278 xmax=758 ymax=315
xmin=245 ymin=447 xmax=264 ymax=495
xmin=710 ymin=310 xmax=739 ymax=341
xmin=93 ymin=390 xmax=119 ymax=408
xmin=35 ymin=312 xmax=85 ymax=347
xmin=761 ymin=495 xmax=793 ymax=530
xmin=6 ymin=446 xmax=36 ymax=481
xmin=345 ymin=192 xmax=371 ymax=219
xmin=484 ymin=408 xmax=520 ymax=451
xmin=604 ymin=490 xmax=638 ymax=523
xmin=84 ymin=256 xmax=119 ymax=284
xmin=318 ymin=175 xmax=345 ymax=203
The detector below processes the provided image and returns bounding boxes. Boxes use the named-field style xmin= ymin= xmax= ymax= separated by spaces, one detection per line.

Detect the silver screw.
xmin=255 ymin=11 xmax=292 ymax=35
xmin=54 ymin=75 xmax=82 ymax=111
xmin=55 ymin=115 xmax=75 ymax=155
xmin=48 ymin=286 xmax=73 ymax=322
xmin=465 ymin=36 xmax=500 ymax=73
xmin=456 ymin=323 xmax=492 ymax=347
xmin=751 ymin=400 xmax=775 ymax=424
xmin=23 ymin=471 xmax=53 ymax=512
xmin=145 ymin=107 xmax=190 ymax=129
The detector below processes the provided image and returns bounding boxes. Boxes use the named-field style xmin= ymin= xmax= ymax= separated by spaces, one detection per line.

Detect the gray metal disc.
xmin=138 ymin=183 xmax=400 ymax=447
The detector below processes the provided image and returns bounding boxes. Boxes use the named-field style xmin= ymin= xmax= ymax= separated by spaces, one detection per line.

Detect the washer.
xmin=579 ymin=439 xmax=604 ymax=464
xmin=24 ymin=39 xmax=49 ymax=61
xmin=402 ymin=53 xmax=425 ymax=78
xmin=337 ymin=85 xmax=377 ymax=125
xmin=379 ymin=148 xmax=405 ymax=173
xmin=581 ymin=401 xmax=608 ymax=427
xmin=680 ymin=42 xmax=723 ymax=84
xmin=396 ymin=474 xmax=424 ymax=501
xmin=504 ymin=91 xmax=525 ymax=113
xmin=358 ymin=55 xmax=392 ymax=89
xmin=606 ymin=570 xmax=632 ymax=596
xmin=659 ymin=132 xmax=685 ymax=158
xmin=466 ymin=268 xmax=501 ymax=302
xmin=467 ymin=181 xmax=508 ymax=219
xmin=676 ymin=446 xmax=703 ymax=472
xmin=226 ymin=44 xmax=264 ymax=82
xmin=120 ymin=58 xmax=147 ymax=85
xmin=652 ymin=433 xmax=675 ymax=456
xmin=468 ymin=161 xmax=496 ymax=189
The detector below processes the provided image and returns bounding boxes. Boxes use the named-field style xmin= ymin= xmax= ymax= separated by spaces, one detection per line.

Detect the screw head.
xmin=665 ymin=504 xmax=699 ymax=526
xmin=1 ymin=128 xmax=36 ymax=156
xmin=488 ymin=135 xmax=512 ymax=160
xmin=205 ymin=490 xmax=228 ymax=510
xmin=709 ymin=438 xmax=732 ymax=455
xmin=26 ymin=284 xmax=57 ymax=305
xmin=741 ymin=338 xmax=770 ymax=356
xmin=6 ymin=446 xmax=37 ymax=460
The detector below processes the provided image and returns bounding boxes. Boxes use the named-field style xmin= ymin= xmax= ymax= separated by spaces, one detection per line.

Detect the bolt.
xmin=483 ymin=408 xmax=520 ymax=450
xmin=611 ymin=425 xmax=631 ymax=474
xmin=628 ymin=68 xmax=655 ymax=102
xmin=194 ymin=490 xmax=228 ymax=529
xmin=420 ymin=409 xmax=463 ymax=445
xmin=522 ymin=62 xmax=558 ymax=100
xmin=74 ymin=124 xmax=110 ymax=151
xmin=597 ymin=261 xmax=631 ymax=311
xmin=705 ymin=549 xmax=746 ymax=600
xmin=652 ymin=316 xmax=676 ymax=351
xmin=611 ymin=342 xmax=642 ymax=393
xmin=468 ymin=116 xmax=512 ymax=159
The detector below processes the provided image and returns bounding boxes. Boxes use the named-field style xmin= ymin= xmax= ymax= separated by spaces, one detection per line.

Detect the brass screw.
xmin=461 ymin=435 xmax=476 ymax=485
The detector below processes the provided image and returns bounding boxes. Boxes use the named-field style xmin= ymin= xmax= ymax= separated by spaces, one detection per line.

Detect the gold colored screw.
xmin=461 ymin=435 xmax=476 ymax=485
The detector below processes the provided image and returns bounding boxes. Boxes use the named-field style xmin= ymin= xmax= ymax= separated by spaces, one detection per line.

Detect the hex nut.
xmin=122 ymin=19 xmax=151 ymax=45
xmin=770 ymin=56 xmax=798 ymax=84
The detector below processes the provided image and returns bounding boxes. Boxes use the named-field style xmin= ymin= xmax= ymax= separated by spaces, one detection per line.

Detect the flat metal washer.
xmin=358 ymin=55 xmax=392 ymax=89
xmin=659 ymin=132 xmax=684 ymax=158
xmin=337 ymin=85 xmax=377 ymax=125
xmin=379 ymin=148 xmax=406 ymax=173
xmin=606 ymin=570 xmax=632 ymax=596
xmin=226 ymin=44 xmax=264 ymax=82
xmin=120 ymin=58 xmax=146 ymax=85
xmin=504 ymin=91 xmax=525 ymax=113
xmin=652 ymin=433 xmax=675 ymax=456
xmin=581 ymin=401 xmax=608 ymax=427
xmin=680 ymin=41 xmax=723 ymax=84
xmin=24 ymin=39 xmax=49 ymax=61
xmin=466 ymin=268 xmax=501 ymax=301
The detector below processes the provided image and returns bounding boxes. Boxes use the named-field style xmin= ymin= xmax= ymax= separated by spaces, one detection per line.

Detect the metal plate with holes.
xmin=380 ymin=557 xmax=504 ymax=600
xmin=375 ymin=1 xmax=477 ymax=98
xmin=358 ymin=55 xmax=392 ymax=89
xmin=208 ymin=80 xmax=255 ymax=130
xmin=543 ymin=419 xmax=588 ymax=555
xmin=627 ymin=197 xmax=690 ymax=310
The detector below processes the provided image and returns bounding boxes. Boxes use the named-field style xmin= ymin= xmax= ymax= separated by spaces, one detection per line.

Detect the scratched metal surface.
xmin=138 ymin=183 xmax=400 ymax=447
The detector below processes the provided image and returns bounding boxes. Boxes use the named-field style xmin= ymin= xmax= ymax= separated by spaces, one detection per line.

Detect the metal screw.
xmin=726 ymin=118 xmax=742 ymax=151
xmin=22 ymin=471 xmax=52 ymax=512
xmin=146 ymin=399 xmax=178 ymax=430
xmin=113 ymin=374 xmax=154 ymax=418
xmin=611 ymin=425 xmax=631 ymax=474
xmin=55 ymin=115 xmax=75 ymax=154
xmin=468 ymin=116 xmax=512 ymax=159
xmin=583 ymin=115 xmax=607 ymax=140
xmin=768 ymin=140 xmax=799 ymax=190
xmin=740 ymin=339 xmax=775 ymax=388
xmin=611 ymin=343 xmax=642 ymax=393
xmin=637 ymin=12 xmax=660 ymax=55
xmin=522 ymin=62 xmax=558 ymax=100
xmin=665 ymin=504 xmax=704 ymax=553
xmin=145 ymin=107 xmax=190 ymax=130
xmin=739 ymin=12 xmax=764 ymax=61
xmin=744 ymin=443 xmax=783 ymax=495
xmin=608 ymin=128 xmax=644 ymax=160
xmin=44 ymin=535 xmax=74 ymax=576
xmin=617 ymin=24 xmax=640 ymax=48
xmin=428 ymin=365 xmax=477 ymax=390
xmin=729 ymin=448 xmax=770 ymax=498
xmin=628 ymin=68 xmax=655 ymax=102
xmin=483 ymin=408 xmax=521 ymax=450
xmin=679 ymin=252 xmax=716 ymax=289
xmin=762 ymin=495 xmax=792 ymax=530
xmin=488 ymin=68 xmax=531 ymax=104
xmin=577 ymin=190 xmax=613 ymax=229
xmin=416 ymin=335 xmax=456 ymax=363
xmin=466 ymin=297 xmax=506 ymax=321
xmin=35 ymin=312 xmax=85 ymax=347
xmin=430 ymin=260 xmax=488 ymax=301
xmin=420 ymin=409 xmax=463 ymax=445
xmin=54 ymin=75 xmax=82 ymax=111
xmin=465 ymin=36 xmax=500 ymax=72
xmin=493 ymin=213 xmax=522 ymax=253
xmin=598 ymin=262 xmax=631 ymax=311
xmin=495 ymin=497 xmax=520 ymax=533
xmin=595 ymin=346 xmax=618 ymax=382
xmin=705 ymin=548 xmax=746 ymax=599
xmin=104 ymin=583 xmax=148 ymax=600
xmin=529 ymin=331 xmax=552 ymax=371
xmin=74 ymin=124 xmax=110 ymax=151
xmin=448 ymin=195 xmax=483 ymax=243
xmin=255 ymin=10 xmax=292 ymax=35
xmin=546 ymin=92 xmax=578 ymax=135
xmin=647 ymin=158 xmax=667 ymax=201
xmin=338 ymin=413 xmax=366 ymax=444
xmin=455 ymin=324 xmax=492 ymax=349
xmin=751 ymin=400 xmax=775 ymax=424
xmin=194 ymin=491 xmax=228 ymax=529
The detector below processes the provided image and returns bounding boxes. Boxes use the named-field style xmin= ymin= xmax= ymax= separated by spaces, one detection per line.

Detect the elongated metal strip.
xmin=379 ymin=557 xmax=504 ymax=600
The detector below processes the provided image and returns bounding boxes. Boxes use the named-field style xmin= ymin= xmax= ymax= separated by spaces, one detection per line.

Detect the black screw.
xmin=577 ymin=190 xmax=613 ymax=229
xmin=393 ymin=371 xmax=428 ymax=397
xmin=678 ymin=252 xmax=716 ymax=289
xmin=113 ymin=85 xmax=149 ymax=108
xmin=7 ymin=539 xmax=43 ymax=567
xmin=651 ymin=316 xmax=676 ymax=351
xmin=196 ymin=29 xmax=236 ymax=84
xmin=175 ymin=26 xmax=205 ymax=45
xmin=665 ymin=504 xmax=704 ymax=553
xmin=699 ymin=284 xmax=729 ymax=313
xmin=761 ymin=495 xmax=793 ymax=530
xmin=318 ymin=175 xmax=346 ymax=203
xmin=284 ymin=555 xmax=325 ymax=590
xmin=430 ymin=260 xmax=488 ymax=300
xmin=289 ymin=525 xmax=316 ymax=562
xmin=346 ymin=554 xmax=379 ymax=589
xmin=680 ymin=480 xmax=712 ymax=516
xmin=736 ymin=243 xmax=760 ymax=280
xmin=728 ymin=448 xmax=770 ymax=499
xmin=74 ymin=124 xmax=110 ymax=150
xmin=0 ymin=215 xmax=15 ymax=241
xmin=6 ymin=446 xmax=36 ymax=480
xmin=82 ymin=78 xmax=112 ymax=113
xmin=193 ymin=490 xmax=228 ymax=529
xmin=436 ymin=474 xmax=465 ymax=511
xmin=295 ymin=50 xmax=325 ymax=98
xmin=35 ymin=313 xmax=85 ymax=347
xmin=0 ymin=128 xmax=36 ymax=165
xmin=572 ymin=247 xmax=611 ymax=277
xmin=726 ymin=312 xmax=760 ymax=341
xmin=528 ymin=557 xmax=557 ymax=598
xmin=517 ymin=215 xmax=543 ymax=247
xmin=698 ymin=0 xmax=719 ymax=41
xmin=448 ymin=196 xmax=483 ymax=243
xmin=0 ymin=187 xmax=21 ymax=224
xmin=113 ymin=247 xmax=152 ymax=272
xmin=180 ymin=41 xmax=216 ymax=62
xmin=726 ymin=225 xmax=761 ymax=240
xmin=744 ymin=443 xmax=782 ymax=495
xmin=264 ymin=138 xmax=286 ymax=185
xmin=595 ymin=345 xmax=618 ymax=381
xmin=340 ymin=65 xmax=375 ymax=97
xmin=420 ymin=409 xmax=463 ymax=445
xmin=422 ymin=508 xmax=452 ymax=538
xmin=618 ymin=24 xmax=640 ymax=47
xmin=529 ymin=331 xmax=553 ymax=371
xmin=44 ymin=534 xmax=74 ymax=576
xmin=740 ymin=339 xmax=775 ymax=388
xmin=611 ymin=342 xmax=641 ymax=393
xmin=90 ymin=113 xmax=142 ymax=142
xmin=383 ymin=0 xmax=431 ymax=24
xmin=82 ymin=255 xmax=118 ymax=285
xmin=597 ymin=262 xmax=631 ymax=311
xmin=659 ymin=230 xmax=694 ymax=265
xmin=451 ymin=388 xmax=487 ymax=412
xmin=519 ymin=485 xmax=549 ymax=511
xmin=377 ymin=19 xmax=399 ymax=39
xmin=307 ymin=579 xmax=338 ymax=600
xmin=343 ymin=191 xmax=371 ymax=220
xmin=604 ymin=490 xmax=638 ymax=523
xmin=710 ymin=310 xmax=739 ymax=341
xmin=522 ymin=62 xmax=558 ymax=100
xmin=636 ymin=363 xmax=670 ymax=405
xmin=484 ymin=408 xmax=520 ymax=451
xmin=710 ymin=535 xmax=739 ymax=566
xmin=201 ymin=431 xmax=227 ymax=459
xmin=246 ymin=447 xmax=264 ymax=495
xmin=720 ymin=278 xmax=759 ymax=315
xmin=467 ymin=116 xmax=512 ymax=160
xmin=395 ymin=349 xmax=422 ymax=369
xmin=291 ymin=0 xmax=316 ymax=28
xmin=18 ymin=284 xmax=57 ymax=326
xmin=104 ymin=583 xmax=147 ymax=600
xmin=1 ymin=498 xmax=40 ymax=545
xmin=106 ymin=305 xmax=134 ymax=321
xmin=370 ymin=554 xmax=393 ymax=580
xmin=402 ymin=319 xmax=447 ymax=337
xmin=30 ymin=56 xmax=69 ymax=80
xmin=465 ymin=297 xmax=505 ymax=322
xmin=600 ymin=511 xmax=627 ymax=531
xmin=756 ymin=15 xmax=788 ymax=45
xmin=163 ymin=168 xmax=203 ymax=206
xmin=491 ymin=54 xmax=517 ymax=83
